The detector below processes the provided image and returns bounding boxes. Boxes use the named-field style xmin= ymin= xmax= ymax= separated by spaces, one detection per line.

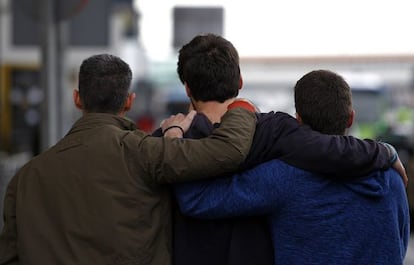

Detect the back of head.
xmin=294 ymin=70 xmax=352 ymax=135
xmin=177 ymin=33 xmax=241 ymax=103
xmin=78 ymin=54 xmax=132 ymax=114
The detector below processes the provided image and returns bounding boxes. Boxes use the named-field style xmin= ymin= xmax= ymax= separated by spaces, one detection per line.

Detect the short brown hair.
xmin=294 ymin=70 xmax=352 ymax=135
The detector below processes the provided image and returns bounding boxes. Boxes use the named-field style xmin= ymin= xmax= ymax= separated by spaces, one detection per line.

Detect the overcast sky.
xmin=137 ymin=0 xmax=414 ymax=60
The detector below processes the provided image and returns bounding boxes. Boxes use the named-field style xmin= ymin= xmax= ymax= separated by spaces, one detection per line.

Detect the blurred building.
xmin=0 ymin=0 xmax=145 ymax=152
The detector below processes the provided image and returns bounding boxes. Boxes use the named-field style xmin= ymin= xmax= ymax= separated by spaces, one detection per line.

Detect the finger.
xmin=175 ymin=113 xmax=185 ymax=120
xmin=179 ymin=110 xmax=196 ymax=131
xmin=404 ymin=174 xmax=408 ymax=187
xmin=395 ymin=159 xmax=408 ymax=187
xmin=186 ymin=110 xmax=196 ymax=121
xmin=400 ymin=163 xmax=407 ymax=187
xmin=402 ymin=166 xmax=408 ymax=187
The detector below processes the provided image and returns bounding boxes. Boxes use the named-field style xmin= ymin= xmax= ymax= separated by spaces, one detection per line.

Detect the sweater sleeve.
xmin=138 ymin=108 xmax=257 ymax=184
xmin=175 ymin=159 xmax=293 ymax=218
xmin=241 ymin=111 xmax=392 ymax=178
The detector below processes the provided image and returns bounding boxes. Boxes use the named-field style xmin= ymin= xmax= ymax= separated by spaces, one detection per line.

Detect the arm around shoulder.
xmin=140 ymin=107 xmax=257 ymax=184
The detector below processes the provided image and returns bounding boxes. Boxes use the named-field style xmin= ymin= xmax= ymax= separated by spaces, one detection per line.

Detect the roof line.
xmin=240 ymin=54 xmax=414 ymax=64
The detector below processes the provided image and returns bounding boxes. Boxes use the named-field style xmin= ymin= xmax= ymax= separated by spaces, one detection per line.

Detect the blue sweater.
xmin=153 ymin=111 xmax=394 ymax=265
xmin=176 ymin=160 xmax=409 ymax=265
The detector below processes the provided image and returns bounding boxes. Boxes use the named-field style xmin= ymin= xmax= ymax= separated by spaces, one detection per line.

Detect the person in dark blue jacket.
xmin=153 ymin=34 xmax=406 ymax=265
xmin=175 ymin=69 xmax=410 ymax=265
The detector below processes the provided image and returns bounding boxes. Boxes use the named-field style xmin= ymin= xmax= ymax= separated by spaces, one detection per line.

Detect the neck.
xmin=192 ymin=98 xmax=235 ymax=124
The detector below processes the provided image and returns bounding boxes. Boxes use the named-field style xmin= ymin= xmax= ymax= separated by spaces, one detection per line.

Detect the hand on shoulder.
xmin=161 ymin=110 xmax=197 ymax=138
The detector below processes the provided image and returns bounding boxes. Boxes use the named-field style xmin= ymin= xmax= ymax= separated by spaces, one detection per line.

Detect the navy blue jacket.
xmin=153 ymin=111 xmax=391 ymax=265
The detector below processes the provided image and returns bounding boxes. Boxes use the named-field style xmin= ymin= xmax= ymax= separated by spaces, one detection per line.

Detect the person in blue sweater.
xmin=152 ymin=34 xmax=407 ymax=265
xmin=175 ymin=69 xmax=410 ymax=265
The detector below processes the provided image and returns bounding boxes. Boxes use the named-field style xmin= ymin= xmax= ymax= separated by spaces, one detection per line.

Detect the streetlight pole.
xmin=27 ymin=0 xmax=87 ymax=151
xmin=40 ymin=0 xmax=59 ymax=151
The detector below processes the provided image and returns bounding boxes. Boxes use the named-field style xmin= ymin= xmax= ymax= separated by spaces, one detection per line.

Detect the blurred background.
xmin=0 ymin=0 xmax=413 ymax=262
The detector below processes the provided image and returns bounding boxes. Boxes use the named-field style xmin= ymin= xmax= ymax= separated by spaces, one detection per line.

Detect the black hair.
xmin=177 ymin=34 xmax=240 ymax=103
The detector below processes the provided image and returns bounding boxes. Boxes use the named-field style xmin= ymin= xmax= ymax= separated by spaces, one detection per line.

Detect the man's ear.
xmin=123 ymin=92 xmax=136 ymax=112
xmin=347 ymin=109 xmax=355 ymax=128
xmin=73 ymin=89 xmax=82 ymax=110
xmin=184 ymin=82 xmax=198 ymax=111
xmin=239 ymin=75 xmax=243 ymax=91
xmin=185 ymin=82 xmax=191 ymax=97
xmin=295 ymin=112 xmax=303 ymax=124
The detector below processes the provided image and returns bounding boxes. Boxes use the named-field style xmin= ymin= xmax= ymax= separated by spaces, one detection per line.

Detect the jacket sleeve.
xmin=241 ymin=112 xmax=392 ymax=178
xmin=0 ymin=175 xmax=19 ymax=265
xmin=138 ymin=108 xmax=257 ymax=184
xmin=175 ymin=159 xmax=292 ymax=218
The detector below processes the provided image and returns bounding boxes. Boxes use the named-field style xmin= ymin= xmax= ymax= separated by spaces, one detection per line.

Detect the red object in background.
xmin=137 ymin=115 xmax=155 ymax=133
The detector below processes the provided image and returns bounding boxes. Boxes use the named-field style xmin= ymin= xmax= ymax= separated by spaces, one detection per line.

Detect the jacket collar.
xmin=68 ymin=113 xmax=137 ymax=135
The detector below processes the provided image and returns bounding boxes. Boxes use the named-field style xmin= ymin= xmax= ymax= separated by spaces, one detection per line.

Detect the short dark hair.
xmin=177 ymin=34 xmax=240 ymax=103
xmin=294 ymin=70 xmax=352 ymax=135
xmin=78 ymin=54 xmax=132 ymax=114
